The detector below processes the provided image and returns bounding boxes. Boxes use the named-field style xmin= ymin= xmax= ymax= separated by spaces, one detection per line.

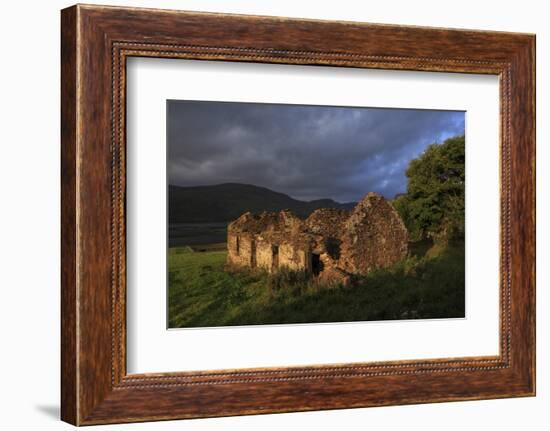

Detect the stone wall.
xmin=279 ymin=243 xmax=309 ymax=271
xmin=227 ymin=233 xmax=256 ymax=268
xmin=255 ymin=239 xmax=274 ymax=272
xmin=340 ymin=193 xmax=409 ymax=274
xmin=226 ymin=192 xmax=409 ymax=284
xmin=305 ymin=208 xmax=349 ymax=238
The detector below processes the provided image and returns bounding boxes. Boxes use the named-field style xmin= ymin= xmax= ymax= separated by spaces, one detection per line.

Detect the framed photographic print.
xmin=61 ymin=4 xmax=535 ymax=425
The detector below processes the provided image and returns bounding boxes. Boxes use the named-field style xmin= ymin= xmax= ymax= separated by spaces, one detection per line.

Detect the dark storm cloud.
xmin=167 ymin=100 xmax=465 ymax=202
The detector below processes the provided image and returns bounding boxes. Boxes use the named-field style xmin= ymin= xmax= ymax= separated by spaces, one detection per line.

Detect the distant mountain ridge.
xmin=169 ymin=183 xmax=357 ymax=223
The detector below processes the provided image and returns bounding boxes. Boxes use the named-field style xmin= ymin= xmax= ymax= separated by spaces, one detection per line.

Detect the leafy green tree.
xmin=394 ymin=135 xmax=465 ymax=243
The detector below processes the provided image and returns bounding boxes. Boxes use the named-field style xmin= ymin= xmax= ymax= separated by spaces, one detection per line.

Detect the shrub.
xmin=266 ymin=267 xmax=312 ymax=292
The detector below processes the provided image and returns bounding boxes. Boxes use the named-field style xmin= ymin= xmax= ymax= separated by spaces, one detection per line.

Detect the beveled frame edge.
xmin=112 ymin=45 xmax=512 ymax=383
xmin=61 ymin=4 xmax=535 ymax=426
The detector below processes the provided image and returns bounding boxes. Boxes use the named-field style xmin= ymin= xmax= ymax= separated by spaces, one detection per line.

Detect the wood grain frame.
xmin=61 ymin=4 xmax=535 ymax=426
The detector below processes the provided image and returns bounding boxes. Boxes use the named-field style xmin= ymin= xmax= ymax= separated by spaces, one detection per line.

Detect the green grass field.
xmin=168 ymin=240 xmax=465 ymax=328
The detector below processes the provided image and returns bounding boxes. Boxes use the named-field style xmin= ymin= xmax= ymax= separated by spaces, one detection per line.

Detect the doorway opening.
xmin=250 ymin=239 xmax=257 ymax=268
xmin=311 ymin=253 xmax=323 ymax=276
xmin=272 ymin=245 xmax=279 ymax=271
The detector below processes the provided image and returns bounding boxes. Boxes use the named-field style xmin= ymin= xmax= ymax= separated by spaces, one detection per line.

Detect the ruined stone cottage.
xmin=226 ymin=192 xmax=408 ymax=285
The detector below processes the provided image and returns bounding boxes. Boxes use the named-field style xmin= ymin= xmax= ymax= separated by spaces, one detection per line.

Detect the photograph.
xmin=167 ymin=100 xmax=466 ymax=328
xmin=52 ymin=2 xmax=537 ymax=426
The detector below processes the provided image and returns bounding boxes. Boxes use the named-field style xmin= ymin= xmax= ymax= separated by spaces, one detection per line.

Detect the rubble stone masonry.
xmin=226 ymin=192 xmax=408 ymax=285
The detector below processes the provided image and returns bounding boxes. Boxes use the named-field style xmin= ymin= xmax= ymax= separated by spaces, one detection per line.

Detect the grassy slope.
xmin=168 ymin=241 xmax=465 ymax=328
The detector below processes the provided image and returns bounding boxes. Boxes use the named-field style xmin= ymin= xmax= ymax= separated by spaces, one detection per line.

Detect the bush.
xmin=266 ymin=267 xmax=313 ymax=293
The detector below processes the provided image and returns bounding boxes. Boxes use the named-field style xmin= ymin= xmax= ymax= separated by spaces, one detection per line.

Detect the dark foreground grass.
xmin=168 ymin=241 xmax=465 ymax=328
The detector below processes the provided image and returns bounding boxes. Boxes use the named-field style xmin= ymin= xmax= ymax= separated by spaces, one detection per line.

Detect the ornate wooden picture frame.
xmin=61 ymin=4 xmax=535 ymax=425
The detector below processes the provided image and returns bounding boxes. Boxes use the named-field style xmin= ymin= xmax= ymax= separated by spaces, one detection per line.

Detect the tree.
xmin=394 ymin=135 xmax=465 ymax=243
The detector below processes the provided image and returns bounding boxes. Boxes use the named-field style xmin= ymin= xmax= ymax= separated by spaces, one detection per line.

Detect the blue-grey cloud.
xmin=167 ymin=100 xmax=465 ymax=202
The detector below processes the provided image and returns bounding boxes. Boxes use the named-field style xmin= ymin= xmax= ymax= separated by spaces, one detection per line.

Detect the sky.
xmin=167 ymin=100 xmax=465 ymax=203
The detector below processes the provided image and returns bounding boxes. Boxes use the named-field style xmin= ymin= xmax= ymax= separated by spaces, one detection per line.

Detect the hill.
xmin=169 ymin=183 xmax=356 ymax=223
